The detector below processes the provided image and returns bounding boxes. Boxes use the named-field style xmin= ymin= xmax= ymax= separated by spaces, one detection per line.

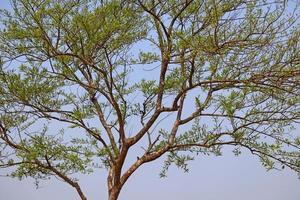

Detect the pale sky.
xmin=0 ymin=1 xmax=299 ymax=200
xmin=1 ymin=149 xmax=300 ymax=200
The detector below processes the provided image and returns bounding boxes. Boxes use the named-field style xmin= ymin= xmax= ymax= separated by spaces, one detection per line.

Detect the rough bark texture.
xmin=108 ymin=188 xmax=121 ymax=200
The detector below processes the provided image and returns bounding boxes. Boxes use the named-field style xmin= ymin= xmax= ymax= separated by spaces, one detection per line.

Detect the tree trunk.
xmin=108 ymin=187 xmax=121 ymax=200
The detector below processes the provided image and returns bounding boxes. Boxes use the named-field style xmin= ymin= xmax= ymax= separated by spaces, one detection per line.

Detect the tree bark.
xmin=107 ymin=167 xmax=121 ymax=200
xmin=108 ymin=187 xmax=121 ymax=200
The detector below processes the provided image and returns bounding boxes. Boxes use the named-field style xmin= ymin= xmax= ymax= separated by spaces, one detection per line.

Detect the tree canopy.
xmin=0 ymin=0 xmax=299 ymax=200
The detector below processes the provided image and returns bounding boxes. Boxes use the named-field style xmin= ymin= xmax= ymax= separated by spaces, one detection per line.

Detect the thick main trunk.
xmin=108 ymin=187 xmax=121 ymax=200
xmin=107 ymin=168 xmax=121 ymax=200
xmin=107 ymin=145 xmax=129 ymax=200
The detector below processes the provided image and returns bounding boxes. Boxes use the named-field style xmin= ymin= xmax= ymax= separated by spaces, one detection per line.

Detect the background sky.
xmin=0 ymin=1 xmax=299 ymax=200
xmin=1 ymin=150 xmax=299 ymax=200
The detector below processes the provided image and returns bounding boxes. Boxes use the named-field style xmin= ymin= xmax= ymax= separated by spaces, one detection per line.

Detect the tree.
xmin=0 ymin=0 xmax=299 ymax=199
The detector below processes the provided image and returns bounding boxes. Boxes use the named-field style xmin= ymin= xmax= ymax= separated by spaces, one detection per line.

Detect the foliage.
xmin=0 ymin=1 xmax=299 ymax=200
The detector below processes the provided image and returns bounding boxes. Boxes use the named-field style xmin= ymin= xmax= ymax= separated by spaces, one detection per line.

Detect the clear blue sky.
xmin=0 ymin=1 xmax=299 ymax=200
